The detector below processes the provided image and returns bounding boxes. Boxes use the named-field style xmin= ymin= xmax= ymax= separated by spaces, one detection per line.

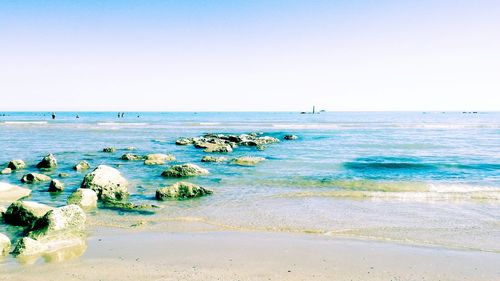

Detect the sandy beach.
xmin=1 ymin=229 xmax=498 ymax=281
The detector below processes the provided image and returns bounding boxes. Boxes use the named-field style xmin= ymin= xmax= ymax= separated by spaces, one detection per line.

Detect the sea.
xmin=0 ymin=111 xmax=499 ymax=253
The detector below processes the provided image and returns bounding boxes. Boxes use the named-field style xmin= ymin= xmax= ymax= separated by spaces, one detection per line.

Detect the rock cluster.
xmin=175 ymin=133 xmax=280 ymax=152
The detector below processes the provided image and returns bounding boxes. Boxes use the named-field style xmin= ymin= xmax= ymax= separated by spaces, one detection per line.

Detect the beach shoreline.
xmin=1 ymin=229 xmax=498 ymax=281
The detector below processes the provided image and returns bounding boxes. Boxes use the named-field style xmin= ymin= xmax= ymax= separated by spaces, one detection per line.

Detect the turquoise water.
xmin=1 ymin=112 xmax=499 ymax=252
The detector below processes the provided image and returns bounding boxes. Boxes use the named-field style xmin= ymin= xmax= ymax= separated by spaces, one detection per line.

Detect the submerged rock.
xmin=201 ymin=156 xmax=228 ymax=162
xmin=48 ymin=179 xmax=64 ymax=192
xmin=21 ymin=173 xmax=51 ymax=183
xmin=0 ymin=233 xmax=10 ymax=255
xmin=73 ymin=161 xmax=90 ymax=171
xmin=0 ymin=182 xmax=31 ymax=203
xmin=284 ymin=134 xmax=298 ymax=140
xmin=3 ymin=201 xmax=54 ymax=226
xmin=36 ymin=154 xmax=57 ymax=169
xmin=175 ymin=138 xmax=193 ymax=145
xmin=161 ymin=164 xmax=209 ymax=178
xmin=145 ymin=153 xmax=176 ymax=161
xmin=101 ymin=198 xmax=158 ymax=213
xmin=102 ymin=147 xmax=116 ymax=153
xmin=121 ymin=153 xmax=144 ymax=161
xmin=8 ymin=159 xmax=26 ymax=170
xmin=67 ymin=189 xmax=98 ymax=209
xmin=58 ymin=173 xmax=70 ymax=178
xmin=231 ymin=156 xmax=266 ymax=166
xmin=80 ymin=165 xmax=129 ymax=200
xmin=1 ymin=168 xmax=12 ymax=174
xmin=156 ymin=182 xmax=213 ymax=200
xmin=144 ymin=159 xmax=164 ymax=165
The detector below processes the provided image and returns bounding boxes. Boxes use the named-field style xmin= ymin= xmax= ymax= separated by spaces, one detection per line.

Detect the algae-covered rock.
xmin=8 ymin=159 xmax=26 ymax=170
xmin=48 ymin=179 xmax=64 ymax=192
xmin=121 ymin=153 xmax=144 ymax=161
xmin=0 ymin=233 xmax=10 ymax=255
xmin=201 ymin=156 xmax=228 ymax=162
xmin=36 ymin=154 xmax=57 ymax=169
xmin=0 ymin=182 xmax=31 ymax=203
xmin=203 ymin=143 xmax=233 ymax=153
xmin=156 ymin=182 xmax=213 ymax=200
xmin=284 ymin=134 xmax=298 ymax=140
xmin=155 ymin=181 xmax=213 ymax=200
xmin=161 ymin=164 xmax=209 ymax=178
xmin=1 ymin=168 xmax=12 ymax=174
xmin=21 ymin=173 xmax=51 ymax=183
xmin=231 ymin=156 xmax=266 ymax=166
xmin=11 ymin=237 xmax=47 ymax=256
xmin=28 ymin=205 xmax=86 ymax=240
xmin=80 ymin=165 xmax=129 ymax=200
xmin=3 ymin=201 xmax=54 ymax=226
xmin=102 ymin=147 xmax=116 ymax=153
xmin=73 ymin=161 xmax=90 ymax=171
xmin=67 ymin=189 xmax=97 ymax=209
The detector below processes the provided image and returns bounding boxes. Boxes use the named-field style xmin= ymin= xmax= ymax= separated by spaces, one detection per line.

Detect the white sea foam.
xmin=97 ymin=122 xmax=149 ymax=126
xmin=3 ymin=121 xmax=48 ymax=125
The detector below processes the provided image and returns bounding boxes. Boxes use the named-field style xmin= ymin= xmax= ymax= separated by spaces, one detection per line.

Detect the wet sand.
xmin=1 ymin=230 xmax=498 ymax=281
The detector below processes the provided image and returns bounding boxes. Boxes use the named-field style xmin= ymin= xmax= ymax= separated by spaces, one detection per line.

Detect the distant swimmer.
xmin=121 ymin=112 xmax=125 ymax=118
xmin=117 ymin=112 xmax=121 ymax=118
xmin=51 ymin=112 xmax=56 ymax=120
xmin=76 ymin=114 xmax=80 ymax=119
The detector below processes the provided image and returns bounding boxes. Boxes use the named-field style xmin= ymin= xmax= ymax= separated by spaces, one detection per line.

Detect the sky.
xmin=0 ymin=0 xmax=499 ymax=111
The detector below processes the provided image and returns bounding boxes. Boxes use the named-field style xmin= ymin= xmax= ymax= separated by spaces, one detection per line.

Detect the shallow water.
xmin=0 ymin=111 xmax=499 ymax=253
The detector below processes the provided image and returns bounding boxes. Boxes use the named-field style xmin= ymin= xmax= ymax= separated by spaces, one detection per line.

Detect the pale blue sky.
xmin=1 ymin=0 xmax=499 ymax=111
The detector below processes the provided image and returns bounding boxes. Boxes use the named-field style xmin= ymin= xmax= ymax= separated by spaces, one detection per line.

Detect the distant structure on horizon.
xmin=300 ymin=106 xmax=324 ymax=114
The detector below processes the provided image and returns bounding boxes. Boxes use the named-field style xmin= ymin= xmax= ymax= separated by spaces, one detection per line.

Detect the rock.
xmin=80 ymin=165 xmax=129 ymax=200
xmin=3 ymin=201 xmax=54 ymax=226
xmin=284 ymin=134 xmax=298 ymax=140
xmin=28 ymin=205 xmax=86 ymax=241
xmin=203 ymin=143 xmax=233 ymax=153
xmin=121 ymin=153 xmax=144 ymax=161
xmin=201 ymin=156 xmax=228 ymax=162
xmin=126 ymin=147 xmax=136 ymax=150
xmin=0 ymin=182 xmax=31 ymax=203
xmin=67 ymin=189 xmax=98 ymax=209
xmin=101 ymin=198 xmax=158 ymax=213
xmin=21 ymin=173 xmax=51 ymax=183
xmin=36 ymin=154 xmax=57 ymax=169
xmin=175 ymin=138 xmax=193 ymax=145
xmin=144 ymin=159 xmax=165 ymax=165
xmin=145 ymin=153 xmax=176 ymax=161
xmin=58 ymin=173 xmax=70 ymax=178
xmin=156 ymin=182 xmax=213 ymax=200
xmin=231 ymin=156 xmax=266 ymax=166
xmin=73 ymin=161 xmax=90 ymax=171
xmin=161 ymin=164 xmax=209 ymax=178
xmin=48 ymin=179 xmax=64 ymax=192
xmin=102 ymin=147 xmax=116 ymax=153
xmin=0 ymin=233 xmax=10 ymax=255
xmin=1 ymin=168 xmax=12 ymax=174
xmin=8 ymin=159 xmax=26 ymax=170
xmin=11 ymin=237 xmax=47 ymax=257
